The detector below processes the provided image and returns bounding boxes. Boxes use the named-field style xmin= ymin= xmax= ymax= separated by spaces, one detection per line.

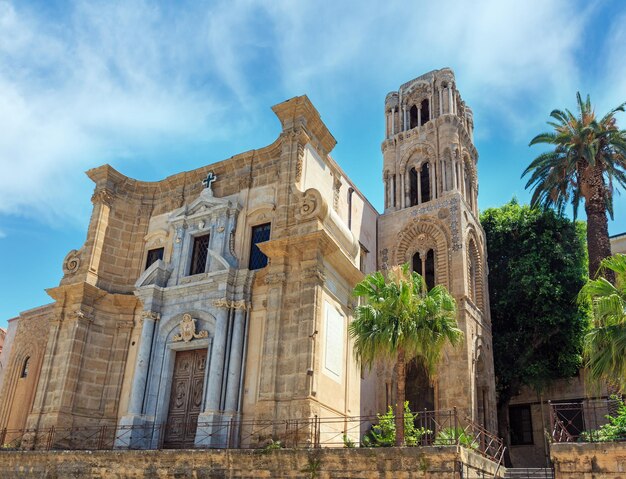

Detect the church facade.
xmin=0 ymin=68 xmax=497 ymax=448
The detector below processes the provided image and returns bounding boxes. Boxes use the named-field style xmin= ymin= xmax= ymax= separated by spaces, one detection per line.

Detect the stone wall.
xmin=0 ymin=446 xmax=502 ymax=479
xmin=551 ymin=442 xmax=626 ymax=478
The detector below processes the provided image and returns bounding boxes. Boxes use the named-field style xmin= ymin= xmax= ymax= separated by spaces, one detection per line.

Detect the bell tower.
xmin=378 ymin=68 xmax=497 ymax=432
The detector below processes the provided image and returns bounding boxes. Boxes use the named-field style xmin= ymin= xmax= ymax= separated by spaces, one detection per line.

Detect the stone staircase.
xmin=504 ymin=468 xmax=554 ymax=479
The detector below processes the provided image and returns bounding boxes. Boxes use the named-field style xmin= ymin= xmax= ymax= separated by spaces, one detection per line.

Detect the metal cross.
xmin=202 ymin=172 xmax=217 ymax=190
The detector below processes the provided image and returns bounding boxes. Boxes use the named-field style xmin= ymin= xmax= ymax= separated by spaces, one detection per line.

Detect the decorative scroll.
xmin=63 ymin=249 xmax=82 ymax=275
xmin=172 ymin=314 xmax=208 ymax=343
xmin=295 ymin=188 xmax=328 ymax=222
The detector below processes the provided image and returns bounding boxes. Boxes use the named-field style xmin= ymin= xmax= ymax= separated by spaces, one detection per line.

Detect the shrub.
xmin=580 ymin=398 xmax=626 ymax=442
xmin=362 ymin=402 xmax=431 ymax=447
xmin=433 ymin=427 xmax=479 ymax=450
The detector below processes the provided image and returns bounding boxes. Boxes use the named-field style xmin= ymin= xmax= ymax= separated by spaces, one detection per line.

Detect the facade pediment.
xmin=169 ymin=188 xmax=238 ymax=225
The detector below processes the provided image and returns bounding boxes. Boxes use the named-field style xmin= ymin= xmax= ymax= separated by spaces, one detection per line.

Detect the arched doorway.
xmin=405 ymin=359 xmax=435 ymax=412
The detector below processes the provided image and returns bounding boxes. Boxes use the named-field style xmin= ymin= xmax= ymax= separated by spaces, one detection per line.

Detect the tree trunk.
xmin=497 ymin=392 xmax=514 ymax=468
xmin=583 ymin=164 xmax=615 ymax=283
xmin=394 ymin=349 xmax=406 ymax=446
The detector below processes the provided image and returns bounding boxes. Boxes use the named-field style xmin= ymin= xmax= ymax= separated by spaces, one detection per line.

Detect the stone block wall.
xmin=551 ymin=442 xmax=626 ymax=478
xmin=0 ymin=446 xmax=502 ymax=479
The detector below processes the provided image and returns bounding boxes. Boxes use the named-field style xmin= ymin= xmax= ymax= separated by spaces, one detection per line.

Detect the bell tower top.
xmin=383 ymin=68 xmax=474 ymax=141
xmin=381 ymin=68 xmax=478 ymax=216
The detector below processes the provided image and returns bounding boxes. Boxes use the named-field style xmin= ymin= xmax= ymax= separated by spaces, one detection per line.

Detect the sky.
xmin=1 ymin=0 xmax=626 ymax=328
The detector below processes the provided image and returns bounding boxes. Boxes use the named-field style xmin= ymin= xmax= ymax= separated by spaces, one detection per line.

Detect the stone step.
xmin=504 ymin=468 xmax=553 ymax=479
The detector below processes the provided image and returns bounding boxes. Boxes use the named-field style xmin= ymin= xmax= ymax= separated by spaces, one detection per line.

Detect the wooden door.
xmin=164 ymin=348 xmax=207 ymax=448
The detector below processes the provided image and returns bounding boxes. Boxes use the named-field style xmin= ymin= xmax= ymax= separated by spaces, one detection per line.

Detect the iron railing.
xmin=549 ymin=398 xmax=625 ymax=443
xmin=0 ymin=408 xmax=504 ymax=462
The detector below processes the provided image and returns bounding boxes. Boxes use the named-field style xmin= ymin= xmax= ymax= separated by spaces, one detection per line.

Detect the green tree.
xmin=579 ymin=254 xmax=626 ymax=392
xmin=523 ymin=93 xmax=626 ymax=282
xmin=349 ymin=263 xmax=462 ymax=446
xmin=481 ymin=201 xmax=588 ymax=460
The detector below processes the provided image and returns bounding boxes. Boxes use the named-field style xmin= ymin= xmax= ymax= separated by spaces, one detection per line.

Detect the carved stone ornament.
xmin=295 ymin=144 xmax=304 ymax=182
xmin=303 ymin=266 xmax=326 ymax=283
xmin=295 ymin=188 xmax=328 ymax=222
xmin=212 ymin=298 xmax=248 ymax=310
xmin=264 ymin=272 xmax=287 ymax=285
xmin=172 ymin=313 xmax=208 ymax=343
xmin=91 ymin=189 xmax=114 ymax=206
xmin=333 ymin=176 xmax=342 ymax=212
xmin=141 ymin=311 xmax=161 ymax=321
xmin=63 ymin=249 xmax=81 ymax=275
xmin=72 ymin=309 xmax=91 ymax=321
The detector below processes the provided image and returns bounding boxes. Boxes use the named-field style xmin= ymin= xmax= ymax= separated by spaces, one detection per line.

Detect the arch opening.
xmin=409 ymin=167 xmax=418 ymax=206
xmin=420 ymin=162 xmax=431 ymax=203
xmin=412 ymin=249 xmax=435 ymax=290
xmin=21 ymin=357 xmax=30 ymax=378
xmin=409 ymin=105 xmax=418 ymax=129
xmin=405 ymin=359 xmax=435 ymax=412
xmin=420 ymin=99 xmax=430 ymax=124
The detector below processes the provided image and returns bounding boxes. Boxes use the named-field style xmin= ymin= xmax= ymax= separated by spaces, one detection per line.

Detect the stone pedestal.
xmin=115 ymin=415 xmax=157 ymax=450
xmin=194 ymin=411 xmax=238 ymax=449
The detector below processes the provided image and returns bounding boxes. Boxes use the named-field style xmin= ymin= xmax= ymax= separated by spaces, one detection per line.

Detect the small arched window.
xmin=420 ymin=162 xmax=431 ymax=203
xmin=464 ymin=157 xmax=474 ymax=209
xmin=409 ymin=167 xmax=418 ymax=206
xmin=412 ymin=249 xmax=435 ymax=290
xmin=21 ymin=357 xmax=30 ymax=378
xmin=469 ymin=254 xmax=477 ymax=302
xmin=468 ymin=238 xmax=482 ymax=309
xmin=410 ymin=105 xmax=418 ymax=129
xmin=420 ymin=99 xmax=430 ymax=124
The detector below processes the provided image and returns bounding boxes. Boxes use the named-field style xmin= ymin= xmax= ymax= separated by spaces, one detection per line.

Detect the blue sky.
xmin=1 ymin=0 xmax=625 ymax=328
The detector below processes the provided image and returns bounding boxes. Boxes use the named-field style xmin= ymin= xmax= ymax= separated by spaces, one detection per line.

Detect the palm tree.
xmin=579 ymin=254 xmax=626 ymax=392
xmin=349 ymin=263 xmax=462 ymax=446
xmin=523 ymin=93 xmax=626 ymax=281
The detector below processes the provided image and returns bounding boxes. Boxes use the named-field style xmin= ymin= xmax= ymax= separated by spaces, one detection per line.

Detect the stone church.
xmin=0 ymin=68 xmax=497 ymax=448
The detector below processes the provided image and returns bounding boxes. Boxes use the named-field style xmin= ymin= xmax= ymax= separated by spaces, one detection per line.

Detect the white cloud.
xmin=0 ymin=1 xmax=239 ymax=226
xmin=0 ymin=0 xmax=602 ymax=227
xmin=262 ymin=0 xmax=589 ymax=141
xmin=601 ymin=9 xmax=626 ymax=115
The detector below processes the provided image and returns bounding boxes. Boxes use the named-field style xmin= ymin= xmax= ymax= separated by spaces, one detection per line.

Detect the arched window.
xmin=420 ymin=162 xmax=431 ymax=203
xmin=410 ymin=105 xmax=418 ymax=129
xmin=409 ymin=167 xmax=418 ymax=206
xmin=468 ymin=238 xmax=482 ymax=309
xmin=21 ymin=357 xmax=30 ymax=378
xmin=469 ymin=253 xmax=477 ymax=302
xmin=464 ymin=157 xmax=474 ymax=209
xmin=420 ymin=99 xmax=430 ymax=125
xmin=412 ymin=249 xmax=435 ymax=290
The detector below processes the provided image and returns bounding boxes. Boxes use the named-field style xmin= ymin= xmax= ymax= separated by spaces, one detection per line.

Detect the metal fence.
xmin=0 ymin=408 xmax=503 ymax=462
xmin=549 ymin=398 xmax=625 ymax=443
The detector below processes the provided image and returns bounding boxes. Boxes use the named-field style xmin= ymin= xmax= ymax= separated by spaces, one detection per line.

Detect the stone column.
xmin=195 ymin=304 xmax=230 ymax=448
xmin=224 ymin=306 xmax=246 ymax=413
xmin=205 ymin=305 xmax=229 ymax=412
xmin=448 ymin=87 xmax=454 ymax=114
xmin=400 ymin=173 xmax=405 ymax=209
xmin=391 ymin=108 xmax=395 ymax=135
xmin=417 ymin=108 xmax=421 ymax=127
xmin=115 ymin=310 xmax=159 ymax=449
xmin=127 ymin=311 xmax=159 ymax=415
xmin=417 ymin=169 xmax=422 ymax=205
xmin=439 ymin=88 xmax=443 ymax=116
xmin=403 ymin=107 xmax=407 ymax=131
